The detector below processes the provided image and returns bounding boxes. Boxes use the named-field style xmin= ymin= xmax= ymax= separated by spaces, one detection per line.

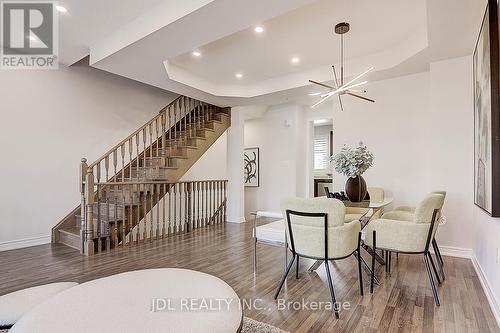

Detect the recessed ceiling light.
xmin=56 ymin=5 xmax=67 ymax=13
xmin=235 ymin=73 xmax=243 ymax=79
xmin=254 ymin=26 xmax=264 ymax=33
xmin=192 ymin=51 xmax=201 ymax=57
xmin=308 ymin=92 xmax=321 ymax=96
xmin=291 ymin=57 xmax=300 ymax=64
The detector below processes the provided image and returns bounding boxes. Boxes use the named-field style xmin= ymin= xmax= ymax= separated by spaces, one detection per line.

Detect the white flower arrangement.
xmin=331 ymin=142 xmax=374 ymax=178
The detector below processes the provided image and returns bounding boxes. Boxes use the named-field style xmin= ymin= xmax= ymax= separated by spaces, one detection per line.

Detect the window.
xmin=314 ymin=136 xmax=329 ymax=171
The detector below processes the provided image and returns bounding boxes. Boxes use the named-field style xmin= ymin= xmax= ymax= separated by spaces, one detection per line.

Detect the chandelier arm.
xmin=320 ymin=87 xmax=343 ymax=98
xmin=309 ymin=80 xmax=335 ymax=90
xmin=346 ymin=92 xmax=375 ymax=103
xmin=343 ymin=80 xmax=368 ymax=91
xmin=311 ymin=94 xmax=335 ymax=108
xmin=338 ymin=95 xmax=344 ymax=111
xmin=342 ymin=67 xmax=374 ymax=89
xmin=332 ymin=65 xmax=340 ymax=88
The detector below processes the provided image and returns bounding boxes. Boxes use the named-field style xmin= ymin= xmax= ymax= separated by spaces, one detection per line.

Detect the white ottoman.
xmin=0 ymin=282 xmax=78 ymax=328
xmin=10 ymin=269 xmax=242 ymax=333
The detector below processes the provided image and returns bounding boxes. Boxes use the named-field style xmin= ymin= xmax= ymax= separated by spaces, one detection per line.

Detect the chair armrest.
xmin=364 ymin=219 xmax=431 ymax=253
xmin=381 ymin=210 xmax=414 ymax=221
xmin=394 ymin=206 xmax=416 ymax=213
xmin=328 ymin=220 xmax=361 ymax=258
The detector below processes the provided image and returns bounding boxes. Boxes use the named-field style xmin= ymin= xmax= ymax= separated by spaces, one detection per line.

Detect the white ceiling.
xmin=58 ymin=0 xmax=486 ymax=107
xmin=59 ymin=0 xmax=174 ymax=65
xmin=169 ymin=0 xmax=426 ymax=87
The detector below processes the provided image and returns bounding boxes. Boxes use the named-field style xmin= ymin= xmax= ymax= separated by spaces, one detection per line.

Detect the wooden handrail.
xmin=88 ymin=96 xmax=183 ymax=169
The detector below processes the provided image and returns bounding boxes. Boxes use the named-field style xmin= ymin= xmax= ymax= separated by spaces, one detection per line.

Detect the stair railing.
xmin=87 ymin=95 xmax=214 ymax=186
xmin=78 ymin=95 xmax=224 ymax=255
xmin=80 ymin=179 xmax=227 ymax=255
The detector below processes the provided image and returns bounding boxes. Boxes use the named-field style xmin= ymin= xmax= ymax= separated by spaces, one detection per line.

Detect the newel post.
xmin=84 ymin=165 xmax=95 ymax=256
xmin=79 ymin=158 xmax=88 ymax=254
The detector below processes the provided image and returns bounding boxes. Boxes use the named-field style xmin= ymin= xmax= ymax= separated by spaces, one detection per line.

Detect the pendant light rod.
xmin=341 ymin=33 xmax=344 ymax=86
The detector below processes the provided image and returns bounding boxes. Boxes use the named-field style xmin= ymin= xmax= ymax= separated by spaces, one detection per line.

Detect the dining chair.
xmin=275 ymin=197 xmax=362 ymax=318
xmin=364 ymin=193 xmax=445 ymax=305
xmin=382 ymin=191 xmax=446 ymax=278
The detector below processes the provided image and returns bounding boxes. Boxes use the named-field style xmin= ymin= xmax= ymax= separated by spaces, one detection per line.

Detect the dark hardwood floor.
xmin=0 ymin=220 xmax=498 ymax=333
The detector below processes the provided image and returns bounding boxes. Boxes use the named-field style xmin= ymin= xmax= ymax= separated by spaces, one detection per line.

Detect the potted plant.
xmin=331 ymin=142 xmax=374 ymax=202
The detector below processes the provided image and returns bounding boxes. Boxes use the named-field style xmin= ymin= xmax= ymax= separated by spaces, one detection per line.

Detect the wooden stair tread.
xmin=59 ymin=226 xmax=80 ymax=236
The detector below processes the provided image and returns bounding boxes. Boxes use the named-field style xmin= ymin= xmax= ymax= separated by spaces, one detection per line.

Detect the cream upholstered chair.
xmin=275 ymin=197 xmax=362 ymax=318
xmin=364 ymin=193 xmax=445 ymax=305
xmin=382 ymin=191 xmax=446 ymax=276
xmin=345 ymin=187 xmax=385 ymax=222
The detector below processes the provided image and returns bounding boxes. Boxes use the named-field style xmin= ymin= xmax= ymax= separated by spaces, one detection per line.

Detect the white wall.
xmin=244 ymin=103 xmax=308 ymax=219
xmin=180 ymin=132 xmax=227 ymax=181
xmin=226 ymin=108 xmax=246 ymax=223
xmin=0 ymin=64 xmax=177 ymax=248
xmin=329 ymin=58 xmax=477 ymax=250
xmin=474 ymin=207 xmax=500 ymax=320
xmin=329 ymin=72 xmax=432 ymax=209
xmin=428 ymin=57 xmax=475 ymax=249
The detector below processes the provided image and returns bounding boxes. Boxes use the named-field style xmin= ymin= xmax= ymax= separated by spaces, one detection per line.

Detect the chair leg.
xmin=274 ymin=255 xmax=296 ymax=300
xmin=428 ymin=252 xmax=442 ymax=285
xmin=389 ymin=252 xmax=392 ymax=272
xmin=432 ymin=239 xmax=445 ymax=281
xmin=296 ymin=256 xmax=299 ymax=279
xmin=357 ymin=250 xmax=364 ymax=296
xmin=423 ymin=253 xmax=440 ymax=306
xmin=385 ymin=251 xmax=392 ymax=273
xmin=370 ymin=231 xmax=377 ymax=294
xmin=432 ymin=238 xmax=444 ymax=267
xmin=324 ymin=260 xmax=340 ymax=318
xmin=284 ymin=244 xmax=288 ymax=273
xmin=253 ymin=238 xmax=257 ymax=274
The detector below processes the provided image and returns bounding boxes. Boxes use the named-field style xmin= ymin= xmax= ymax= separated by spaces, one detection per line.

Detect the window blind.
xmin=314 ymin=137 xmax=329 ymax=170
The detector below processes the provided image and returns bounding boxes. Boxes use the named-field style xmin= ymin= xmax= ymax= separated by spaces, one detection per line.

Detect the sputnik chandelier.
xmin=309 ymin=22 xmax=375 ymax=109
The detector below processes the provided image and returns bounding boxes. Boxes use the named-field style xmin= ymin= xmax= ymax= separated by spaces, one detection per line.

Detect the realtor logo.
xmin=1 ymin=1 xmax=58 ymax=69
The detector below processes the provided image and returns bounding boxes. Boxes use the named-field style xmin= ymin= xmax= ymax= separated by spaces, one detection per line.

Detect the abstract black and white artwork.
xmin=474 ymin=0 xmax=500 ymax=217
xmin=244 ymin=148 xmax=259 ymax=187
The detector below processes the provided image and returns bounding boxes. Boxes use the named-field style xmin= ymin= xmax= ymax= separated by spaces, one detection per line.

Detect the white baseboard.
xmin=0 ymin=235 xmax=51 ymax=252
xmin=471 ymin=255 xmax=500 ymax=328
xmin=226 ymin=216 xmax=246 ymax=223
xmin=437 ymin=245 xmax=473 ymax=259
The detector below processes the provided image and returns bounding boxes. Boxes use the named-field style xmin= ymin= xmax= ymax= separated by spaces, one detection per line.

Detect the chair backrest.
xmin=281 ymin=197 xmax=346 ymax=258
xmin=429 ymin=190 xmax=446 ymax=225
xmin=367 ymin=187 xmax=384 ymax=203
xmin=414 ymin=194 xmax=445 ymax=224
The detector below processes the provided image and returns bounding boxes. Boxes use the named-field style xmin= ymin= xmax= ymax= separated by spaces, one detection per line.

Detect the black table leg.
xmin=362 ymin=243 xmax=386 ymax=265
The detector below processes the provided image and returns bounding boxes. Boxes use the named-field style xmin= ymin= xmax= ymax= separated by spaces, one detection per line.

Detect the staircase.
xmin=52 ymin=96 xmax=231 ymax=255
